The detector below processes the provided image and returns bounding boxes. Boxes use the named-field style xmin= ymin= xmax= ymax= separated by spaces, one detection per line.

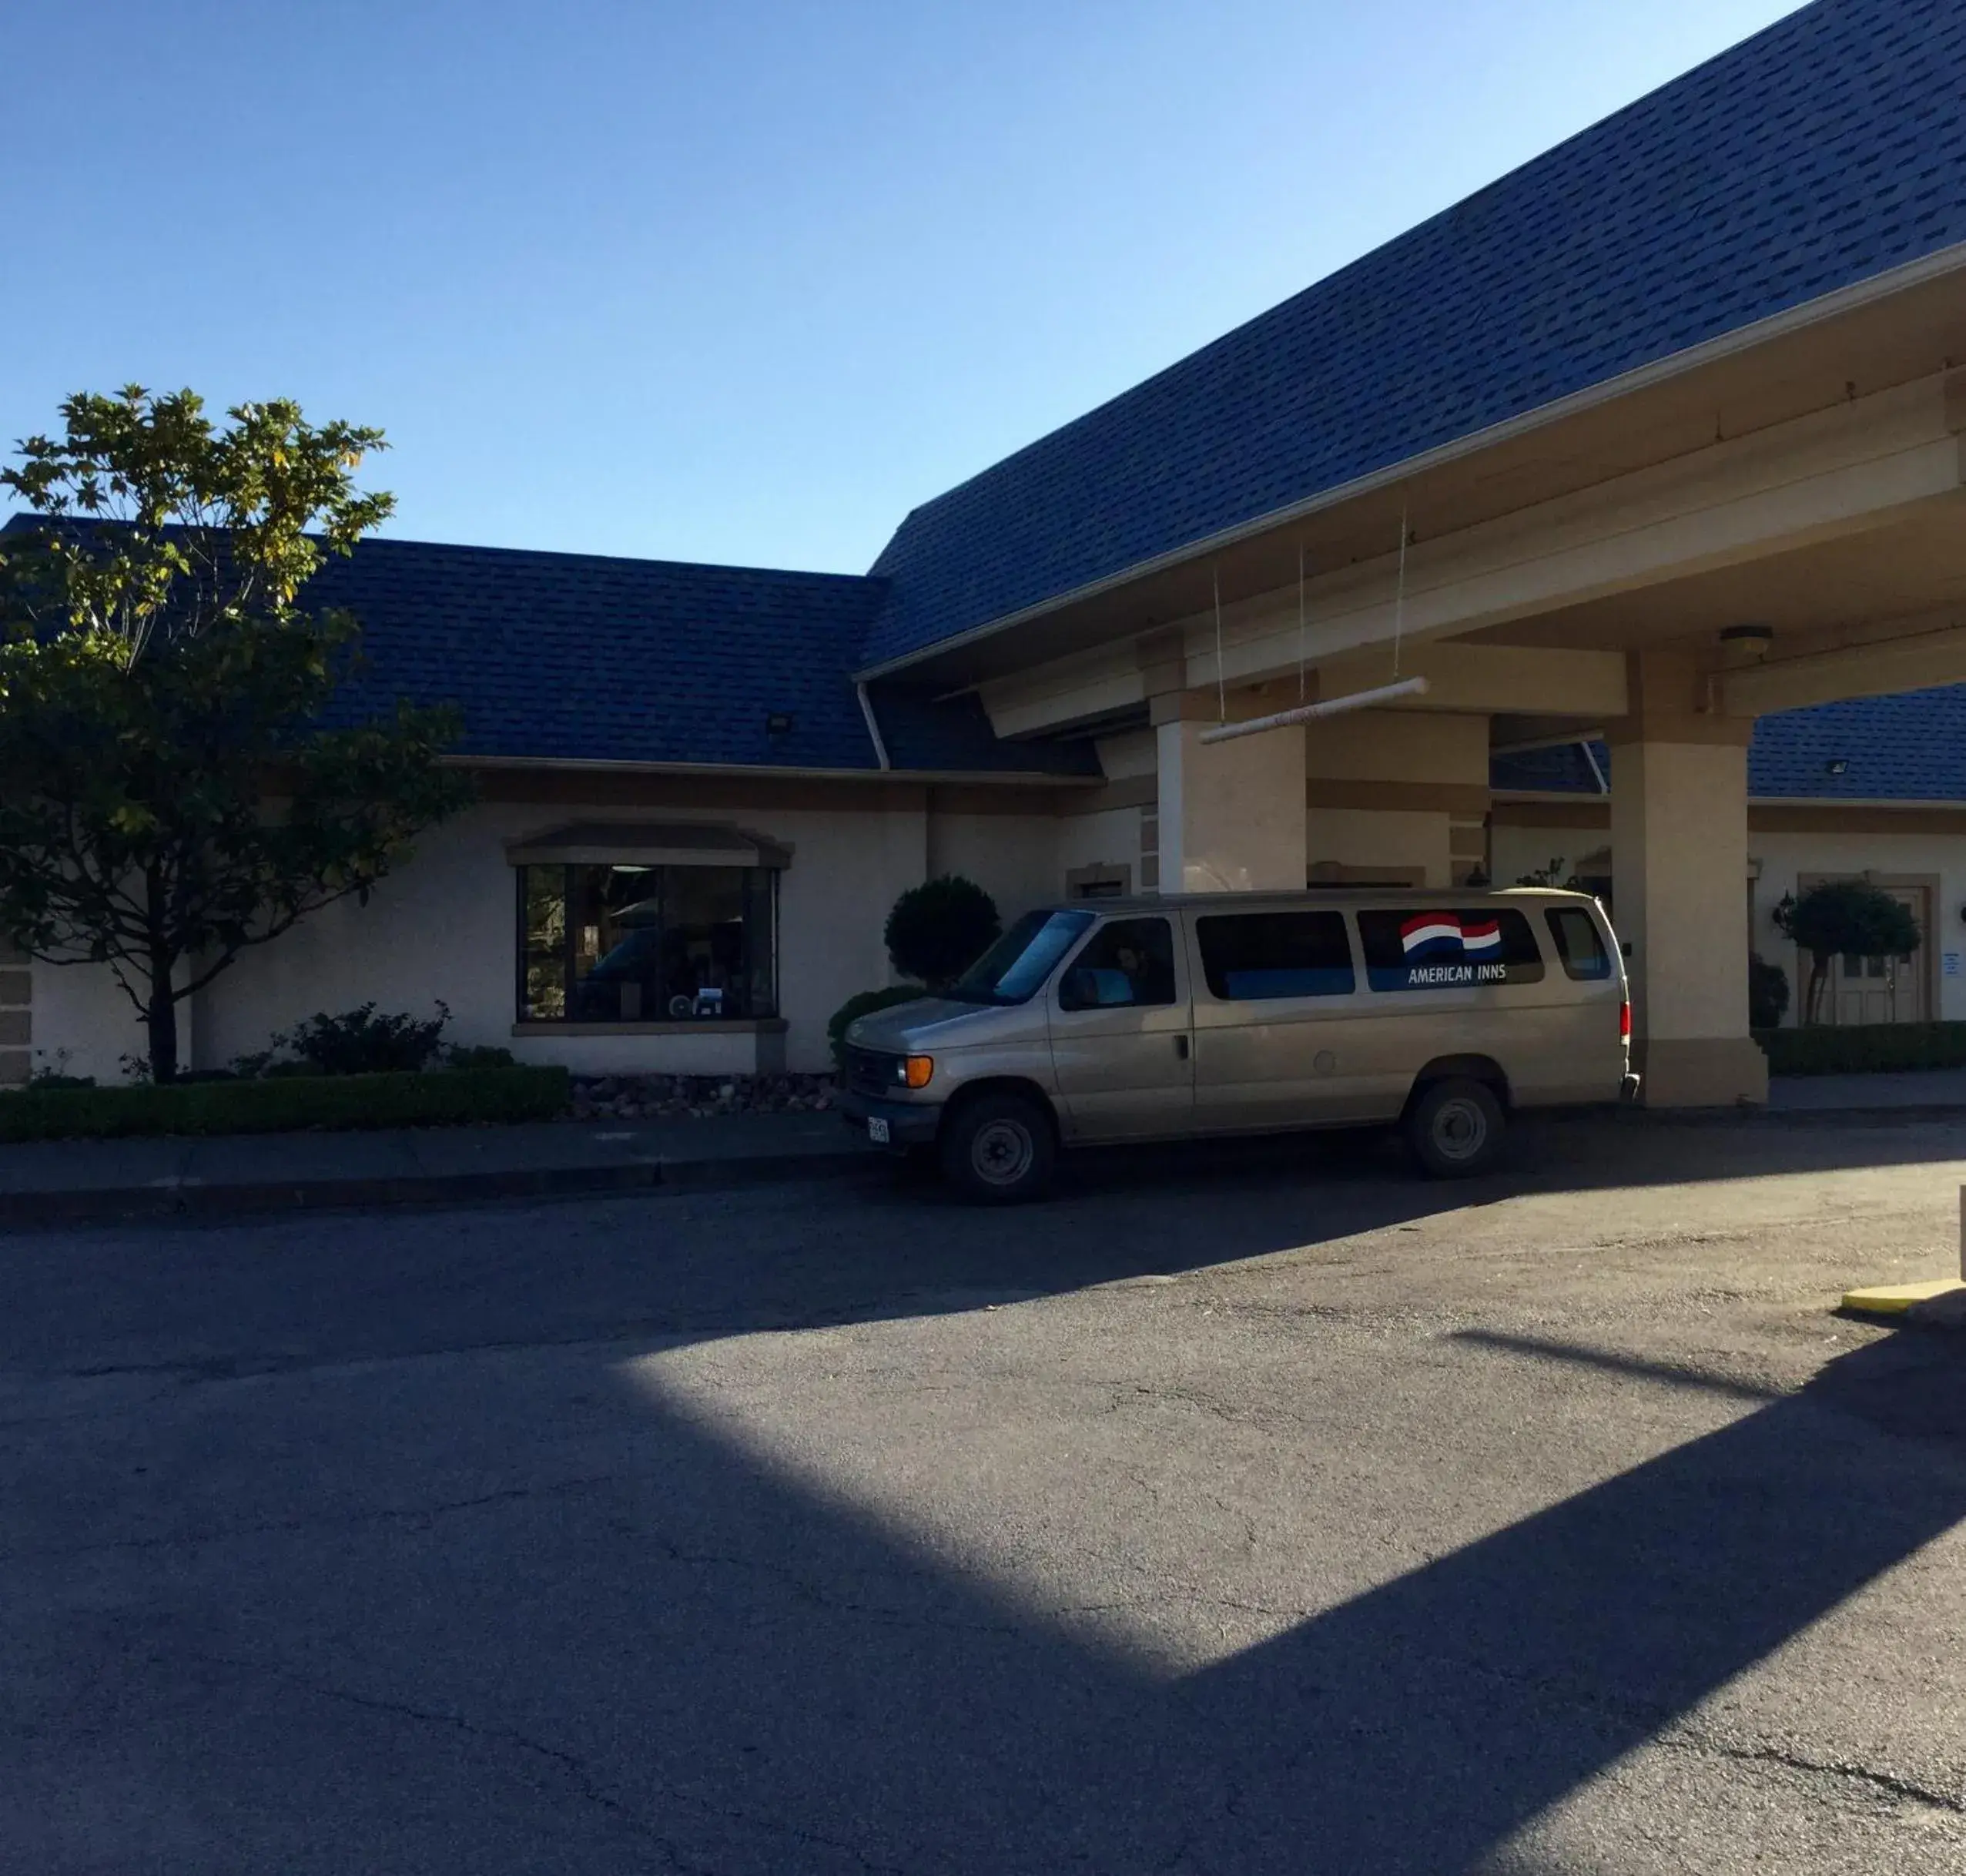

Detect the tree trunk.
xmin=146 ymin=978 xmax=179 ymax=1084
xmin=142 ymin=867 xmax=179 ymax=1084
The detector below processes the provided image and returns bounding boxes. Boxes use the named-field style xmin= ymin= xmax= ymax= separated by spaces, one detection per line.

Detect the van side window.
xmin=1357 ymin=908 xmax=1546 ymax=991
xmin=1546 ymin=907 xmax=1613 ymax=980
xmin=1058 ymin=918 xmax=1177 ymax=1010
xmin=1195 ymin=912 xmax=1355 ymax=1000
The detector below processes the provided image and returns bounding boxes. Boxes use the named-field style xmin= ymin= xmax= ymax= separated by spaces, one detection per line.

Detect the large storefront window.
xmin=517 ymin=864 xmax=777 ymax=1023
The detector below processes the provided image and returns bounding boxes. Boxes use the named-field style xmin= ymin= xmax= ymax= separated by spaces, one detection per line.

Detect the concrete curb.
xmin=0 ymin=1147 xmax=875 ymax=1228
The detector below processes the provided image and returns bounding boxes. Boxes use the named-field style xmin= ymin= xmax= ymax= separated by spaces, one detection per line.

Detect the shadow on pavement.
xmin=7 ymin=1296 xmax=1962 ymax=1871
xmin=5 ymin=1111 xmax=1966 ymax=1379
xmin=5 ymin=1088 xmax=1966 ymax=1874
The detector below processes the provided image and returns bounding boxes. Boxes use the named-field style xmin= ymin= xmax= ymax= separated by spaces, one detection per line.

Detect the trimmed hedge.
xmin=0 ymin=1066 xmax=571 ymax=1143
xmin=1757 ymin=1023 xmax=1966 ymax=1078
xmin=827 ymin=983 xmax=932 ymax=1066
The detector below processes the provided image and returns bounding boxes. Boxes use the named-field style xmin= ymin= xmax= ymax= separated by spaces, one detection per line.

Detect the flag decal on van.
xmin=1399 ymin=913 xmax=1502 ymax=960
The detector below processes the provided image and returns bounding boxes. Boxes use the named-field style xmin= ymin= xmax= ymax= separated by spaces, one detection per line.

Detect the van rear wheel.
xmin=939 ymin=1092 xmax=1057 ymax=1204
xmin=1405 ymin=1077 xmax=1506 ymax=1178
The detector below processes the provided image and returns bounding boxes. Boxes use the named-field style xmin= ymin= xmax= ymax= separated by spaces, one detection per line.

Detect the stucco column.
xmin=1154 ymin=705 xmax=1307 ymax=892
xmin=1607 ymin=653 xmax=1766 ymax=1107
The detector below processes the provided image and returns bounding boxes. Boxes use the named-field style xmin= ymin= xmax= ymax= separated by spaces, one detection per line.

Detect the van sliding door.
xmin=1184 ymin=909 xmax=1387 ymax=1131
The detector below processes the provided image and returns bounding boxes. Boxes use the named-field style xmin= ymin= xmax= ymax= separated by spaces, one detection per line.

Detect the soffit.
xmin=1472 ymin=503 xmax=1966 ymax=653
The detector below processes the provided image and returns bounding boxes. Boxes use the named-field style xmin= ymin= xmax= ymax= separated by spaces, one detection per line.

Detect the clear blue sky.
xmin=5 ymin=0 xmax=1804 ymax=574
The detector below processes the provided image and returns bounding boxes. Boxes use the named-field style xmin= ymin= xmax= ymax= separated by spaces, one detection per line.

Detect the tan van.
xmin=841 ymin=887 xmax=1635 ymax=1201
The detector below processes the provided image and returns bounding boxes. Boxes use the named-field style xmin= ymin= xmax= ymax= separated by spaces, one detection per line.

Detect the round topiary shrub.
xmin=1748 ymin=953 xmax=1790 ymax=1031
xmin=883 ymin=876 xmax=1001 ymax=990
xmin=1773 ymin=881 xmax=1921 ymax=1024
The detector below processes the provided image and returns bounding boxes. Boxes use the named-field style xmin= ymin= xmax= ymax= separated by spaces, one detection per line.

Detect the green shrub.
xmin=827 ymin=985 xmax=932 ymax=1067
xmin=1747 ymin=953 xmax=1790 ymax=1031
xmin=884 ymin=876 xmax=1000 ymax=989
xmin=248 ymin=1001 xmax=453 ymax=1077
xmin=1772 ymin=882 xmax=1921 ymax=1025
xmin=446 ymin=1044 xmax=518 ymax=1072
xmin=0 ymin=1066 xmax=570 ymax=1142
xmin=1756 ymin=1022 xmax=1966 ymax=1077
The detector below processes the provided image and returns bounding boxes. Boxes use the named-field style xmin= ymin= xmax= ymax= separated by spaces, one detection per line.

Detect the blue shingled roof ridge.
xmin=0 ymin=514 xmax=1099 ymax=779
xmin=862 ymin=0 xmax=1966 ymax=669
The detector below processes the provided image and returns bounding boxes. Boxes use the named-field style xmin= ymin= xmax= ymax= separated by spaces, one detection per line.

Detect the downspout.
xmin=856 ymin=681 xmax=892 ymax=772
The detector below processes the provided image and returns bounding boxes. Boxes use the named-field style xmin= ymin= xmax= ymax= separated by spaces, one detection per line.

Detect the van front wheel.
xmin=1405 ymin=1077 xmax=1505 ymax=1178
xmin=939 ymin=1092 xmax=1057 ymax=1204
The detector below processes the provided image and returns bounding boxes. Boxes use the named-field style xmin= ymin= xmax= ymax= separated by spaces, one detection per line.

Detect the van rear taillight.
xmin=1619 ymin=1000 xmax=1632 ymax=1042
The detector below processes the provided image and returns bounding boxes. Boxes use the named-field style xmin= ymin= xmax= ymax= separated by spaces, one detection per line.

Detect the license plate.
xmin=866 ymin=1117 xmax=891 ymax=1145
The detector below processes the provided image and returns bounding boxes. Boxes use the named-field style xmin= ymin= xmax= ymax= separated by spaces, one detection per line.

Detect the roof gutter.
xmin=449 ymin=753 xmax=1091 ymax=789
xmin=856 ymin=236 xmax=1966 ymax=682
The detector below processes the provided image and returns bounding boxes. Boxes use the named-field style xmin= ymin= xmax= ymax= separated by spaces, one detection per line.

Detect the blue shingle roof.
xmin=864 ymin=0 xmax=1966 ymax=668
xmin=1749 ymin=683 xmax=1966 ymax=799
xmin=1492 ymin=686 xmax=1966 ymax=802
xmin=310 ymin=539 xmax=1097 ymax=776
xmin=0 ymin=519 xmax=1097 ymax=778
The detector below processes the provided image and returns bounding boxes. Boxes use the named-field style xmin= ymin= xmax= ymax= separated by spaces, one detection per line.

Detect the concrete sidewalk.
xmin=5 ymin=1067 xmax=1966 ymax=1227
xmin=0 ymin=1111 xmax=871 ymax=1225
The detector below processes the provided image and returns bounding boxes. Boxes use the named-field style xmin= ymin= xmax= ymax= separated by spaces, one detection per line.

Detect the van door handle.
xmin=1174 ymin=1034 xmax=1190 ymax=1060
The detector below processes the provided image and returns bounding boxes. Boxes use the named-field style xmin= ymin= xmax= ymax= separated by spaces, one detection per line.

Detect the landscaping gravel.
xmin=568 ymin=1071 xmax=838 ymax=1121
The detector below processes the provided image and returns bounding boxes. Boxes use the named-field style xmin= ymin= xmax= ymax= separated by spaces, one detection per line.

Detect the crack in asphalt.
xmin=0 ymin=1476 xmax=617 ymax=1568
xmin=195 ymin=1653 xmax=911 ymax=1875
xmin=1662 ymin=1730 xmax=1966 ymax=1816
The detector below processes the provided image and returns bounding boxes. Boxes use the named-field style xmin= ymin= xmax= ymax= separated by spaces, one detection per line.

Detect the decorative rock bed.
xmin=568 ymin=1071 xmax=839 ymax=1121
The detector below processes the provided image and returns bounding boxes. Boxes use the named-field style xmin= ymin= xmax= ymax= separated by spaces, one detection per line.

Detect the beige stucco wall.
xmin=1303 ymin=710 xmax=1486 ymax=890
xmin=1498 ymin=809 xmax=1966 ymax=1029
xmin=1095 ymin=729 xmax=1157 ymax=782
xmin=1489 ymin=817 xmax=1612 ymax=889
xmin=926 ymin=809 xmax=1061 ymax=922
xmin=1157 ymin=719 xmax=1308 ymax=892
xmin=15 ymin=956 xmax=199 ymax=1087
xmin=1750 ymin=827 xmax=1966 ymax=1026
xmin=1057 ymin=807 xmax=1146 ymax=893
xmin=1600 ymin=739 xmax=1750 ymax=1044
xmin=1303 ymin=710 xmax=1488 ymax=785
xmin=192 ymin=798 xmax=938 ymax=1078
xmin=1306 ymin=808 xmax=1452 ymax=887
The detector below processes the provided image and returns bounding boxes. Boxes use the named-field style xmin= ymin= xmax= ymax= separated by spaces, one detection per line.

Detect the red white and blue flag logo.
xmin=1400 ymin=913 xmax=1502 ymax=960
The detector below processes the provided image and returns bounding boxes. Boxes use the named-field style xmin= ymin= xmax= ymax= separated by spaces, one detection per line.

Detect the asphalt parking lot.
xmin=4 ymin=1114 xmax=1964 ymax=1874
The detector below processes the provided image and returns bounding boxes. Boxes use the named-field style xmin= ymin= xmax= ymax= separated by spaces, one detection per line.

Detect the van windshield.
xmin=946 ymin=910 xmax=1096 ymax=1005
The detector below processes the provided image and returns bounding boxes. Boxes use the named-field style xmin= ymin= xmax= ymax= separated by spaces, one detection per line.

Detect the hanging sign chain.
xmin=1393 ymin=504 xmax=1409 ymax=680
xmin=1297 ymin=542 xmax=1308 ymax=702
xmin=1213 ymin=564 xmax=1227 ymax=724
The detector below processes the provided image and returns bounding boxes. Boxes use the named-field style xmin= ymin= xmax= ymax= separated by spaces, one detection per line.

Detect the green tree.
xmin=884 ymin=875 xmax=1001 ymax=990
xmin=1772 ymin=879 xmax=1920 ymax=1026
xmin=0 ymin=387 xmax=473 ymax=1082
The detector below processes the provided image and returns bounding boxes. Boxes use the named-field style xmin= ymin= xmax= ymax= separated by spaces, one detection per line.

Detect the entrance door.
xmin=1830 ymin=884 xmax=1929 ymax=1025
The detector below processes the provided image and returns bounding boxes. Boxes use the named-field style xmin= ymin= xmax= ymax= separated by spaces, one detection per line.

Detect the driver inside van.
xmin=1073 ymin=920 xmax=1175 ymax=1007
